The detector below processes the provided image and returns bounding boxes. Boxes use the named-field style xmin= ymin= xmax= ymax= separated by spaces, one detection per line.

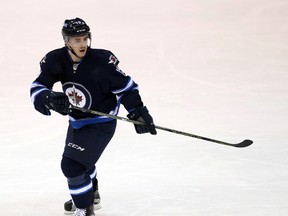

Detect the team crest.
xmin=63 ymin=82 xmax=92 ymax=108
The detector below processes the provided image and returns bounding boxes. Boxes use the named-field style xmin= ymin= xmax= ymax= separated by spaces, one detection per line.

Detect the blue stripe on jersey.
xmin=69 ymin=116 xmax=114 ymax=129
xmin=30 ymin=82 xmax=50 ymax=103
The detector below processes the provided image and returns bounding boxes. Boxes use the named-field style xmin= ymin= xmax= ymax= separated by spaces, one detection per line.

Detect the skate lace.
xmin=74 ymin=208 xmax=86 ymax=216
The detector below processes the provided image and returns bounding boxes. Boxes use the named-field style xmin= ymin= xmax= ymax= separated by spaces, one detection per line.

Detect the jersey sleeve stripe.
xmin=30 ymin=82 xmax=50 ymax=103
xmin=111 ymin=78 xmax=134 ymax=94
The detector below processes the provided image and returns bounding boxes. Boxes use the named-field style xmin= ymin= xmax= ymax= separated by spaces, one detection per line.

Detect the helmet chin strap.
xmin=65 ymin=43 xmax=82 ymax=61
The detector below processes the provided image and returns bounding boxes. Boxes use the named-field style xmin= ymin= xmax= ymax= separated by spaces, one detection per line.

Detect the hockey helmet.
xmin=62 ymin=17 xmax=90 ymax=38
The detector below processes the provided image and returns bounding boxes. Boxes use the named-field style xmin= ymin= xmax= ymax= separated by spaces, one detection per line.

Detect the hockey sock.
xmin=68 ymin=173 xmax=94 ymax=209
xmin=86 ymin=166 xmax=98 ymax=191
xmin=61 ymin=157 xmax=94 ymax=208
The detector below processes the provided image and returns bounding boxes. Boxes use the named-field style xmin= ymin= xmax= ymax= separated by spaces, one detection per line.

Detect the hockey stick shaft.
xmin=70 ymin=105 xmax=253 ymax=148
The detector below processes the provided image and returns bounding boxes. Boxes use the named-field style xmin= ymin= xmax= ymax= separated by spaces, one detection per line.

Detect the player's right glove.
xmin=46 ymin=91 xmax=70 ymax=115
xmin=127 ymin=106 xmax=157 ymax=135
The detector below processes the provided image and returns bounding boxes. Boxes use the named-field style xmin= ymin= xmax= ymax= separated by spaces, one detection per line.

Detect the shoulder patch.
xmin=40 ymin=55 xmax=46 ymax=65
xmin=108 ymin=54 xmax=119 ymax=65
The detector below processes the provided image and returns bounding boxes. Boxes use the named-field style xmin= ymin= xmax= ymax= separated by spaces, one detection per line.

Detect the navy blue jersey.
xmin=30 ymin=47 xmax=143 ymax=128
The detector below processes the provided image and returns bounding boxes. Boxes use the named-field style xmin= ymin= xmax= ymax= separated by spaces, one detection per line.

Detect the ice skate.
xmin=64 ymin=191 xmax=101 ymax=215
xmin=74 ymin=204 xmax=95 ymax=216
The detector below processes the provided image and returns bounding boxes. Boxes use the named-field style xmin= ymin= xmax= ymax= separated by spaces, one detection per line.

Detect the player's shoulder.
xmin=88 ymin=48 xmax=120 ymax=66
xmin=40 ymin=47 xmax=67 ymax=65
xmin=45 ymin=47 xmax=66 ymax=57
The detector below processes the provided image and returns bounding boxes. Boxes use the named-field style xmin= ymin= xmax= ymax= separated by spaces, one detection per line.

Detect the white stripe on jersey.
xmin=111 ymin=78 xmax=134 ymax=94
xmin=30 ymin=82 xmax=50 ymax=103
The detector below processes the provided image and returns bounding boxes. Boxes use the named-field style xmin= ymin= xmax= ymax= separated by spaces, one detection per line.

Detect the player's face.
xmin=68 ymin=35 xmax=89 ymax=59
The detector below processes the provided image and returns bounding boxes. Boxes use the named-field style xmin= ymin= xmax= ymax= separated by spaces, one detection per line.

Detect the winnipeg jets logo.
xmin=67 ymin=86 xmax=83 ymax=106
xmin=63 ymin=82 xmax=92 ymax=108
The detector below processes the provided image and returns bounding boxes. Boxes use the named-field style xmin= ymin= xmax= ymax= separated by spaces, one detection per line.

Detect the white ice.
xmin=0 ymin=0 xmax=288 ymax=215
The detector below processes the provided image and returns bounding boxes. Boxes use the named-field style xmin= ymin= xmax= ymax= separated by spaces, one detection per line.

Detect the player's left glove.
xmin=127 ymin=106 xmax=157 ymax=135
xmin=47 ymin=91 xmax=70 ymax=115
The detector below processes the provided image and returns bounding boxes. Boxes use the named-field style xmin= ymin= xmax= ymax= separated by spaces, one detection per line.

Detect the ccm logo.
xmin=68 ymin=143 xmax=85 ymax=152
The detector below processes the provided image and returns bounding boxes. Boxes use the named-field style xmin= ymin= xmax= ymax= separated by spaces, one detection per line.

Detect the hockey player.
xmin=30 ymin=17 xmax=157 ymax=216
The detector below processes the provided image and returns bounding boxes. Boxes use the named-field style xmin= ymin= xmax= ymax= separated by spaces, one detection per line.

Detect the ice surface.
xmin=0 ymin=0 xmax=288 ymax=215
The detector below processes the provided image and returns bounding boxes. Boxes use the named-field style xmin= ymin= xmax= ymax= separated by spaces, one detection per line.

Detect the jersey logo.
xmin=108 ymin=54 xmax=118 ymax=65
xmin=63 ymin=82 xmax=92 ymax=109
xmin=68 ymin=89 xmax=83 ymax=106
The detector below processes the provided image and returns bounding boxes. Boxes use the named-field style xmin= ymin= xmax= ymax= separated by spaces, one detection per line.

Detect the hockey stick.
xmin=70 ymin=105 xmax=253 ymax=148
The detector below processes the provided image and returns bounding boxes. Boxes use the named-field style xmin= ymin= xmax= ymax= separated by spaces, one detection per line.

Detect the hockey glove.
xmin=47 ymin=91 xmax=70 ymax=115
xmin=127 ymin=106 xmax=157 ymax=135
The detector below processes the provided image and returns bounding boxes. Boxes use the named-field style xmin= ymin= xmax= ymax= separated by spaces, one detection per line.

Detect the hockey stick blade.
xmin=233 ymin=139 xmax=253 ymax=148
xmin=69 ymin=105 xmax=253 ymax=148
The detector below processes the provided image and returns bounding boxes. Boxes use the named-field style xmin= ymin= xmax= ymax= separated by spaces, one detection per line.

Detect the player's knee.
xmin=61 ymin=156 xmax=85 ymax=178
